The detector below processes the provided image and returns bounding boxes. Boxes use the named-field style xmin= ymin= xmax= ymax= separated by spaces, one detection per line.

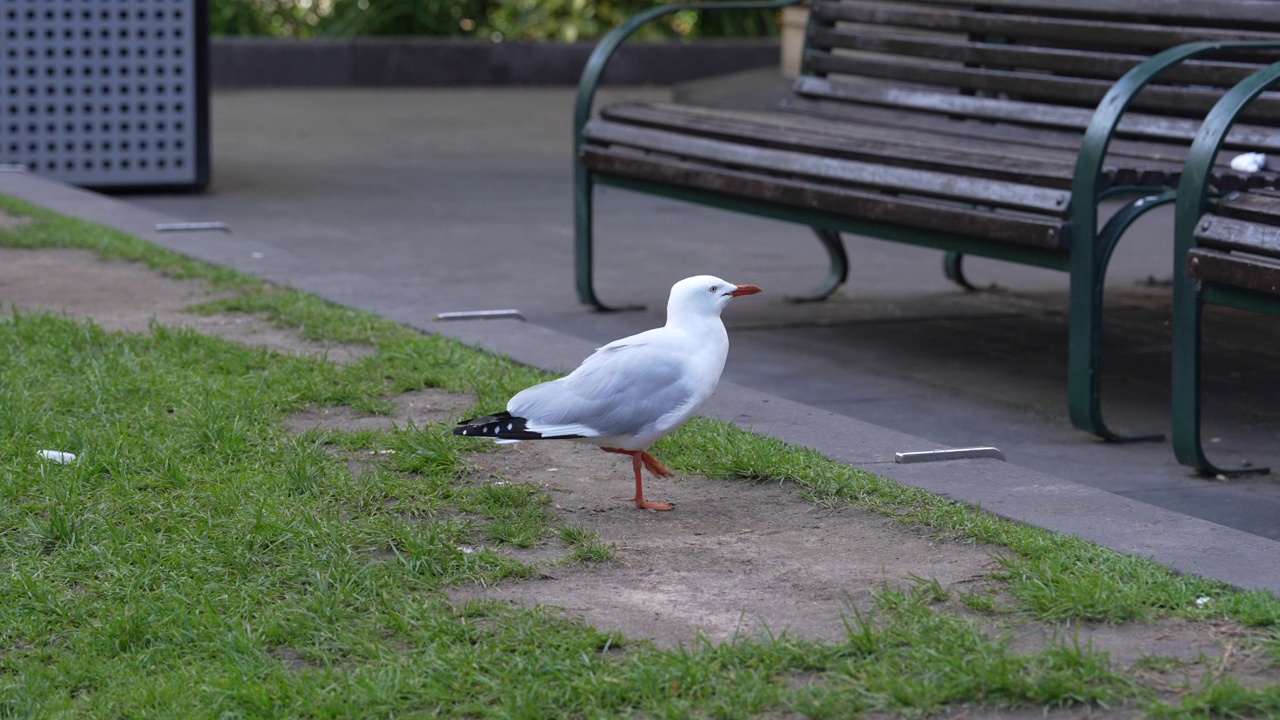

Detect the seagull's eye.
xmin=709 ymin=285 xmax=719 ymax=293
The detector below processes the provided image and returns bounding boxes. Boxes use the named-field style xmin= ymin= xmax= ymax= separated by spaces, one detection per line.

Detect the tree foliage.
xmin=209 ymin=0 xmax=780 ymax=41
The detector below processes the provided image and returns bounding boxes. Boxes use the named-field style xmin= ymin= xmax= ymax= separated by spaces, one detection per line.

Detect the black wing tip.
xmin=454 ymin=413 xmax=547 ymax=440
xmin=453 ymin=412 xmax=591 ymax=441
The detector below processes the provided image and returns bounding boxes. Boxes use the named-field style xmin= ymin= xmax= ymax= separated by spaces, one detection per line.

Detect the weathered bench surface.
xmin=576 ymin=0 xmax=1280 ymax=442
xmin=1191 ymin=190 xmax=1280 ymax=295
xmin=583 ymin=0 xmax=1280 ymax=254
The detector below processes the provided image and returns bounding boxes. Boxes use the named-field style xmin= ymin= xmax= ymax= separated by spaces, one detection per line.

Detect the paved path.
xmin=3 ymin=77 xmax=1279 ymax=591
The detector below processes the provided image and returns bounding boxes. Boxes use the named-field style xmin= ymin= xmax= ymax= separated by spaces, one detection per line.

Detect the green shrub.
xmin=209 ymin=0 xmax=780 ymax=40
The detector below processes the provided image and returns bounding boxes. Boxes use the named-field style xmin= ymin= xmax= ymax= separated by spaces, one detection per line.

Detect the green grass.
xmin=3 ymin=194 xmax=1280 ymax=717
xmin=558 ymin=524 xmax=618 ymax=563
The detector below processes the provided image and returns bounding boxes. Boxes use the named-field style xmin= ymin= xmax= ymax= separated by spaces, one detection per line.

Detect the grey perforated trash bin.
xmin=1 ymin=0 xmax=210 ymax=192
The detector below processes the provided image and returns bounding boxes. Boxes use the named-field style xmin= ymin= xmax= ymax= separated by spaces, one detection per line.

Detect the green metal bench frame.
xmin=573 ymin=1 xmax=1279 ymax=443
xmin=1173 ymin=58 xmax=1280 ymax=477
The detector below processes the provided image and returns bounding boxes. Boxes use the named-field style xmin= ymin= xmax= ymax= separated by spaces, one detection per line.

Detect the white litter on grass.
xmin=457 ymin=546 xmax=478 ymax=555
xmin=1230 ymin=152 xmax=1267 ymax=173
xmin=37 ymin=450 xmax=76 ymax=464
xmin=1195 ymin=596 xmax=1213 ymax=607
xmin=368 ymin=449 xmax=397 ymax=455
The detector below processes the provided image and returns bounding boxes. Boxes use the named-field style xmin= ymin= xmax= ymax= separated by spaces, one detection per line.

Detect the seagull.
xmin=453 ymin=275 xmax=761 ymax=511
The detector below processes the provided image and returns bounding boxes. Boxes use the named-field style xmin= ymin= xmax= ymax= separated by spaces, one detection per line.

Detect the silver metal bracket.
xmin=155 ymin=222 xmax=231 ymax=233
xmin=435 ymin=309 xmax=526 ymax=322
xmin=895 ymin=447 xmax=1006 ymax=464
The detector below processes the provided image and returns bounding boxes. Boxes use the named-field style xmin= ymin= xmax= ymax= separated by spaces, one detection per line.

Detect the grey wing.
xmin=508 ymin=342 xmax=695 ymax=438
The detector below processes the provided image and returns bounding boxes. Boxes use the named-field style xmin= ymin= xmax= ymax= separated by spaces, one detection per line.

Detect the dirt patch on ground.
xmin=0 ymin=212 xmax=32 ymax=230
xmin=0 ymin=247 xmax=374 ymax=363
xmin=283 ymin=388 xmax=474 ymax=434
xmin=451 ymin=440 xmax=1004 ymax=646
xmin=444 ymin=440 xmax=1277 ymax=712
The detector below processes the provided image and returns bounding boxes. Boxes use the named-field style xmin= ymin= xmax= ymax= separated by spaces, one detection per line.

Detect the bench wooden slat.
xmin=803 ymin=52 xmax=1272 ymax=118
xmin=581 ymin=146 xmax=1067 ymax=249
xmin=598 ymin=103 xmax=1090 ymax=189
xmin=583 ymin=120 xmax=1070 ymax=214
xmin=805 ymin=52 xmax=1119 ymax=106
xmin=628 ymin=100 xmax=1092 ymax=155
xmin=791 ymin=77 xmax=1280 ymax=153
xmin=780 ymin=95 xmax=1280 ymax=192
xmin=807 ymin=29 xmax=1261 ymax=88
xmin=1212 ymin=190 xmax=1280 ymax=226
xmin=1194 ymin=214 xmax=1280 ymax=259
xmin=912 ymin=0 xmax=1280 ymax=27
xmin=777 ymin=96 xmax=1161 ymax=158
xmin=1187 ymin=247 xmax=1280 ymax=295
xmin=778 ymin=95 xmax=1280 ymax=191
xmin=810 ymin=1 xmax=1279 ymax=51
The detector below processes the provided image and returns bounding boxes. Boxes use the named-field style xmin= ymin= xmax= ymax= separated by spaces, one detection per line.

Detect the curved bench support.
xmin=787 ymin=228 xmax=850 ymax=302
xmin=943 ymin=252 xmax=978 ymax=291
xmin=1172 ymin=61 xmax=1280 ymax=476
xmin=1068 ymin=40 xmax=1280 ymax=442
xmin=573 ymin=0 xmax=804 ymax=310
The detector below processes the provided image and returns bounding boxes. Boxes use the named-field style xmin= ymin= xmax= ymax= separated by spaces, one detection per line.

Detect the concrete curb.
xmin=210 ymin=37 xmax=781 ymax=88
xmin=3 ymin=168 xmax=1280 ymax=595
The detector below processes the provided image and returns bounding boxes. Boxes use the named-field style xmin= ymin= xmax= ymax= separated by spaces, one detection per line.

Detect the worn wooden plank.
xmin=604 ymin=102 xmax=1092 ymax=166
xmin=806 ymin=52 xmax=1119 ymax=103
xmin=810 ymin=1 xmax=1279 ymax=50
xmin=638 ymin=102 xmax=1280 ymax=193
xmin=1213 ymin=190 xmax=1280 ymax=226
xmin=581 ymin=146 xmax=1068 ymax=249
xmin=605 ymin=101 xmax=1103 ymax=167
xmin=1187 ymin=248 xmax=1280 ymax=295
xmin=903 ymin=0 xmax=1280 ymax=27
xmin=792 ymin=76 xmax=1112 ymax=130
xmin=802 ymin=52 xmax=1276 ymax=119
xmin=595 ymin=105 xmax=1090 ymax=189
xmin=1194 ymin=214 xmax=1280 ymax=259
xmin=583 ymin=120 xmax=1071 ymax=214
xmin=806 ymin=29 xmax=1262 ymax=87
xmin=791 ymin=77 xmax=1280 ymax=153
xmin=787 ymin=95 xmax=1280 ymax=193
xmin=777 ymin=96 xmax=1159 ymax=158
xmin=776 ymin=95 xmax=1280 ymax=187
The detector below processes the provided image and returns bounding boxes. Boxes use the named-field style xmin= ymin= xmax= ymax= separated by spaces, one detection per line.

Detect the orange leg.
xmin=601 ymin=447 xmax=673 ymax=511
xmin=640 ymin=451 xmax=672 ymax=476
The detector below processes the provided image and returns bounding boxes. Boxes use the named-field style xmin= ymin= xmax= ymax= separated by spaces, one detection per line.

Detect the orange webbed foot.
xmin=633 ymin=497 xmax=674 ymax=512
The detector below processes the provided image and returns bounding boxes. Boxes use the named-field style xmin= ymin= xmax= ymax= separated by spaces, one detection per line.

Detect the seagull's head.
xmin=667 ymin=275 xmax=762 ymax=319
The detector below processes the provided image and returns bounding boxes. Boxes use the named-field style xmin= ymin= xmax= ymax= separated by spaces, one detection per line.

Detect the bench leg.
xmin=1067 ymin=191 xmax=1175 ymax=442
xmin=943 ymin=252 xmax=979 ymax=291
xmin=574 ymin=166 xmax=644 ymax=311
xmin=1171 ymin=275 xmax=1270 ymax=476
xmin=787 ymin=228 xmax=849 ymax=302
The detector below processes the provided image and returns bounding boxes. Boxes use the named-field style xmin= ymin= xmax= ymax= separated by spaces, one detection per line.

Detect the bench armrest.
xmin=1073 ymin=40 xmax=1280 ymax=242
xmin=573 ymin=0 xmax=805 ymax=154
xmin=1175 ymin=60 xmax=1280 ymax=257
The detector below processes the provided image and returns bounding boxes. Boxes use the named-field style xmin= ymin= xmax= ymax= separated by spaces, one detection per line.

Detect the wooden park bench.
xmin=573 ymin=0 xmax=1280 ymax=442
xmin=1173 ymin=61 xmax=1280 ymax=476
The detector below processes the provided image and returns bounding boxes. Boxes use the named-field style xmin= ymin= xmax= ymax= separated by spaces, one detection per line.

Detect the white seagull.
xmin=453 ymin=275 xmax=761 ymax=511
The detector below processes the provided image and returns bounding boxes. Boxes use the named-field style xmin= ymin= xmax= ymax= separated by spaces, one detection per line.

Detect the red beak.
xmin=728 ymin=284 xmax=762 ymax=297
